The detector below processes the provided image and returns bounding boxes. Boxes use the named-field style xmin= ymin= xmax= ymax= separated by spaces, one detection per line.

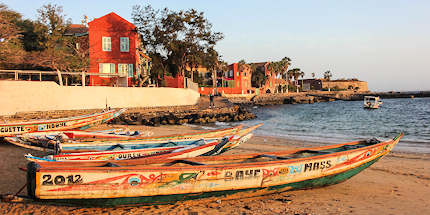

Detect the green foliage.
xmin=132 ymin=4 xmax=224 ymax=84
xmin=251 ymin=64 xmax=268 ymax=88
xmin=0 ymin=3 xmax=88 ymax=72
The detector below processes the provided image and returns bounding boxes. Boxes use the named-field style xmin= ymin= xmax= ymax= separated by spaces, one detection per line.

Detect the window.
xmin=99 ymin=63 xmax=115 ymax=77
xmin=120 ymin=37 xmax=129 ymax=52
xmin=237 ymin=72 xmax=239 ymax=77
xmin=102 ymin=37 xmax=111 ymax=51
xmin=128 ymin=64 xmax=133 ymax=77
xmin=118 ymin=64 xmax=134 ymax=77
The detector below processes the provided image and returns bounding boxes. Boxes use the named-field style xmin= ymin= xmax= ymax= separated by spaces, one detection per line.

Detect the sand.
xmin=1 ymin=124 xmax=430 ymax=215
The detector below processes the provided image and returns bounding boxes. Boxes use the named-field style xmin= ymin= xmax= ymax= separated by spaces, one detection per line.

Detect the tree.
xmin=324 ymin=70 xmax=332 ymax=80
xmin=311 ymin=72 xmax=315 ymax=78
xmin=132 ymin=4 xmax=224 ymax=83
xmin=288 ymin=68 xmax=304 ymax=90
xmin=0 ymin=4 xmax=26 ymax=68
xmin=250 ymin=62 xmax=268 ymax=88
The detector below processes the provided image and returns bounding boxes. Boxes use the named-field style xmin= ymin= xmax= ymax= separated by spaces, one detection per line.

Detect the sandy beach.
xmin=1 ymin=124 xmax=430 ymax=215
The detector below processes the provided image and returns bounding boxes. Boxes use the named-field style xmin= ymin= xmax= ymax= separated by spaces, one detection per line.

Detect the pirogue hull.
xmin=31 ymin=157 xmax=380 ymax=206
xmin=27 ymin=134 xmax=402 ymax=206
xmin=24 ymin=125 xmax=258 ymax=162
xmin=0 ymin=109 xmax=125 ymax=137
xmin=5 ymin=125 xmax=245 ymax=153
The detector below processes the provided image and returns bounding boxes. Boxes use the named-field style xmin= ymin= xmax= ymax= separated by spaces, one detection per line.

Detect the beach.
xmin=1 ymin=124 xmax=430 ymax=215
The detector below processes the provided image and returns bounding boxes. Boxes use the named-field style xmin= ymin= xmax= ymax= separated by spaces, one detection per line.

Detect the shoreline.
xmin=1 ymin=124 xmax=430 ymax=214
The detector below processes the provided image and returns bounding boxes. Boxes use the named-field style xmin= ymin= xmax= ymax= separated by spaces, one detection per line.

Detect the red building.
xmin=198 ymin=63 xmax=253 ymax=95
xmin=88 ymin=12 xmax=150 ymax=87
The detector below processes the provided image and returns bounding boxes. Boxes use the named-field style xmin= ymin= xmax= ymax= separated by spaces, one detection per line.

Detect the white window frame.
xmin=118 ymin=64 xmax=134 ymax=77
xmin=99 ymin=63 xmax=115 ymax=77
xmin=102 ymin=37 xmax=111 ymax=51
xmin=118 ymin=64 xmax=127 ymax=77
xmin=120 ymin=37 xmax=129 ymax=52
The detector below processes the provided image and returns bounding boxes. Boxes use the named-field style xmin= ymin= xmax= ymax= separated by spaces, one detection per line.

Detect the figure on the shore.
xmin=209 ymin=93 xmax=215 ymax=108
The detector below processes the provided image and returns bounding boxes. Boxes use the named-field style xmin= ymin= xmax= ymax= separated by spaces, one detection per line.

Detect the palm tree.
xmin=287 ymin=68 xmax=304 ymax=92
xmin=324 ymin=70 xmax=332 ymax=80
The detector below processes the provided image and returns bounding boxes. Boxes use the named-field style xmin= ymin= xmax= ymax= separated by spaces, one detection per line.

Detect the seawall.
xmin=0 ymin=80 xmax=200 ymax=116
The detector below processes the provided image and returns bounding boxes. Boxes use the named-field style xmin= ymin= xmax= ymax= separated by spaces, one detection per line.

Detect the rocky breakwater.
xmin=109 ymin=105 xmax=256 ymax=126
xmin=228 ymin=93 xmax=317 ymax=106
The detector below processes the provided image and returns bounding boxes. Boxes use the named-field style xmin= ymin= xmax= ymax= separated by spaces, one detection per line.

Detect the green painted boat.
xmin=26 ymin=134 xmax=403 ymax=206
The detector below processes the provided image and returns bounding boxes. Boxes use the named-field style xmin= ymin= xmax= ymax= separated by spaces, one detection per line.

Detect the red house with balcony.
xmin=88 ymin=12 xmax=149 ymax=87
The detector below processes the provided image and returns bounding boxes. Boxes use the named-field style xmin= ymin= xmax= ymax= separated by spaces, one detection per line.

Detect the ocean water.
xmin=224 ymin=97 xmax=430 ymax=153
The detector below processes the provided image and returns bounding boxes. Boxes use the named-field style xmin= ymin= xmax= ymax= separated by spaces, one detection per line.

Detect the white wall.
xmin=0 ymin=81 xmax=200 ymax=116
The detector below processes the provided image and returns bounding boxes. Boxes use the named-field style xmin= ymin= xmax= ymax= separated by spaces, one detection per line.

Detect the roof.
xmin=64 ymin=24 xmax=88 ymax=36
xmin=89 ymin=12 xmax=136 ymax=30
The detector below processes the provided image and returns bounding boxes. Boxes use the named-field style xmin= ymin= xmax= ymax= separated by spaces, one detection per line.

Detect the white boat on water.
xmin=364 ymin=96 xmax=382 ymax=109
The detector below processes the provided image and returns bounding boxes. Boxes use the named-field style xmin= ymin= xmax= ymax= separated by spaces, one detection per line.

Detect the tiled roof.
xmin=65 ymin=24 xmax=88 ymax=36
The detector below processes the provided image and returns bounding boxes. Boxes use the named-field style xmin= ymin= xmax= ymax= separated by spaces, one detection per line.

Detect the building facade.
xmin=298 ymin=79 xmax=323 ymax=91
xmin=321 ymin=80 xmax=368 ymax=91
xmin=198 ymin=63 xmax=254 ymax=95
xmin=88 ymin=12 xmax=150 ymax=87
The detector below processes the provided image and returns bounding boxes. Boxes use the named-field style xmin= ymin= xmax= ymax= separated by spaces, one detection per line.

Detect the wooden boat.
xmin=67 ymin=125 xmax=244 ymax=143
xmin=24 ymin=137 xmax=233 ymax=162
xmin=57 ymin=124 xmax=254 ymax=153
xmin=5 ymin=129 xmax=151 ymax=150
xmin=5 ymin=125 xmax=244 ymax=153
xmin=24 ymin=125 xmax=261 ymax=162
xmin=364 ymin=96 xmax=382 ymax=109
xmin=0 ymin=109 xmax=126 ymax=137
xmin=62 ymin=129 xmax=153 ymax=139
xmin=26 ymin=134 xmax=403 ymax=206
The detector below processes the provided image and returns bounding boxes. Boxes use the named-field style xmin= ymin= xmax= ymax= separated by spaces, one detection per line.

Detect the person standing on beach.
xmin=209 ymin=93 xmax=214 ymax=108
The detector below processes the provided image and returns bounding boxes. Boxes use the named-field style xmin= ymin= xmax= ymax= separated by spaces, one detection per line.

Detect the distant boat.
xmin=364 ymin=96 xmax=382 ymax=109
xmin=26 ymin=134 xmax=403 ymax=206
xmin=0 ymin=109 xmax=126 ymax=137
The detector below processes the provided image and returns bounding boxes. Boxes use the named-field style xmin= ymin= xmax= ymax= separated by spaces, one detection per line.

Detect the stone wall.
xmin=0 ymin=80 xmax=199 ymax=116
xmin=321 ymin=80 xmax=368 ymax=91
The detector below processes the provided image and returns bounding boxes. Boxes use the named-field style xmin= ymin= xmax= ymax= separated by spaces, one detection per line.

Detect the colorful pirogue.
xmin=23 ymin=125 xmax=259 ymax=162
xmin=4 ymin=125 xmax=245 ymax=153
xmin=26 ymin=134 xmax=403 ymax=206
xmin=0 ymin=109 xmax=126 ymax=137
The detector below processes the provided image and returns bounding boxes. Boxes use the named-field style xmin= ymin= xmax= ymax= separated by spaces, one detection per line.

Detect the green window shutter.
xmin=120 ymin=37 xmax=129 ymax=52
xmin=110 ymin=63 xmax=115 ymax=74
xmin=128 ymin=64 xmax=133 ymax=77
xmin=99 ymin=63 xmax=102 ymax=73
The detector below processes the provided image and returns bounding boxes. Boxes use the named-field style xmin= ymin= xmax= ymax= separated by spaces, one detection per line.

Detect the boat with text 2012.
xmin=26 ymin=133 xmax=402 ymax=206
xmin=0 ymin=109 xmax=126 ymax=137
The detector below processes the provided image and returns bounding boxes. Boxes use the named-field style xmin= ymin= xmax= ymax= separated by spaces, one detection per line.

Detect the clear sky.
xmin=3 ymin=0 xmax=430 ymax=91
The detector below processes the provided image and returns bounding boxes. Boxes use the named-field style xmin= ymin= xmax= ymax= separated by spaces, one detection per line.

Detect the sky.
xmin=2 ymin=0 xmax=430 ymax=91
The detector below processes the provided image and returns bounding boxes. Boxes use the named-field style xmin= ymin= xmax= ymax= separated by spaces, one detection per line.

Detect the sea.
xmin=209 ymin=97 xmax=430 ymax=153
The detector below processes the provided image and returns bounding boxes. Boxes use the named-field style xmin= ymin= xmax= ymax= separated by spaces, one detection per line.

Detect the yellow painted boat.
xmin=26 ymin=134 xmax=402 ymax=206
